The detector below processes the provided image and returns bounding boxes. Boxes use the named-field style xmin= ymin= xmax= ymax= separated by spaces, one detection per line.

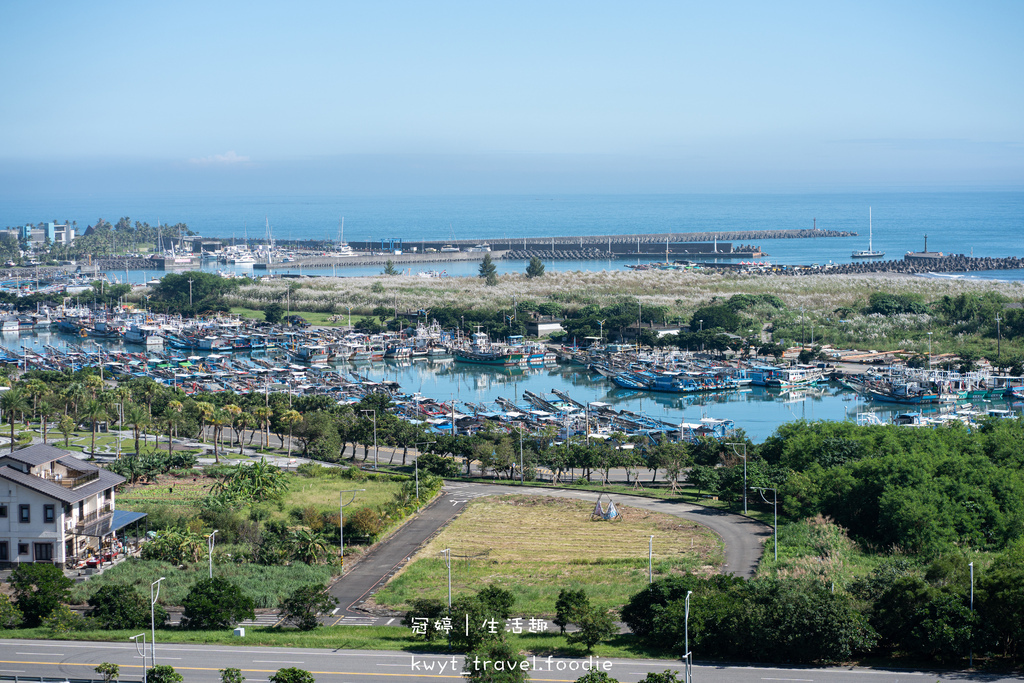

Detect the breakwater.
xmin=773 ymin=254 xmax=1024 ymax=276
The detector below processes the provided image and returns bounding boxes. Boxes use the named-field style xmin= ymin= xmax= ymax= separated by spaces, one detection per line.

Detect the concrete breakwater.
xmin=775 ymin=254 xmax=1024 ymax=276
xmin=275 ymin=251 xmax=506 ymax=270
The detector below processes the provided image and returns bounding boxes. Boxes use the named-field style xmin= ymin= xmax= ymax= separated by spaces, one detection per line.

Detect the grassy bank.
xmin=373 ymin=495 xmax=723 ymax=615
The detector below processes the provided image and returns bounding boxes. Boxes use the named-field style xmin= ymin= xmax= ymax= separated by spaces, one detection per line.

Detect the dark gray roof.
xmin=0 ymin=466 xmax=124 ymax=504
xmin=57 ymin=456 xmax=100 ymax=473
xmin=0 ymin=444 xmax=80 ymax=467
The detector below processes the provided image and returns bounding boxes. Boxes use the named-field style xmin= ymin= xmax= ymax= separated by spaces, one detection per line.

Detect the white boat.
xmin=124 ymin=324 xmax=164 ymax=347
xmin=852 ymin=207 xmax=885 ymax=258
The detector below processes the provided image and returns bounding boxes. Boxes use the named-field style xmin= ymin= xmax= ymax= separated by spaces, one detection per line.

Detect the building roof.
xmin=0 ymin=444 xmax=84 ymax=468
xmin=0 ymin=466 xmax=124 ymax=505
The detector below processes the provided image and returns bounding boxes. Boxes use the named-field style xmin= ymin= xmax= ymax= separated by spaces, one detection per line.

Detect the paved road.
xmin=0 ymin=639 xmax=1012 ymax=683
xmin=326 ymin=481 xmax=771 ymax=626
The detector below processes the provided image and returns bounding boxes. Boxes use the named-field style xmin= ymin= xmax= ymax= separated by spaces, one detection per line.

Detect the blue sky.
xmin=1 ymin=1 xmax=1022 ymax=194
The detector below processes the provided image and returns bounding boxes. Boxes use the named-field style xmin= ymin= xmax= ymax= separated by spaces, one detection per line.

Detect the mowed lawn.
xmin=373 ymin=495 xmax=724 ymax=615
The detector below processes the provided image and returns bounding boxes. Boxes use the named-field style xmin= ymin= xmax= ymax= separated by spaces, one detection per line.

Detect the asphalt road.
xmin=0 ymin=639 xmax=1015 ymax=683
xmin=326 ymin=481 xmax=771 ymax=626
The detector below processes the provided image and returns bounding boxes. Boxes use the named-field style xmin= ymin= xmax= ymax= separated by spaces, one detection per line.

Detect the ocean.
xmin=2 ymin=191 xmax=1022 ymax=280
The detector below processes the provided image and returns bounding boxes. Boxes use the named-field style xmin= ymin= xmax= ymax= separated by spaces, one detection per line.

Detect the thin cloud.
xmin=189 ymin=151 xmax=251 ymax=165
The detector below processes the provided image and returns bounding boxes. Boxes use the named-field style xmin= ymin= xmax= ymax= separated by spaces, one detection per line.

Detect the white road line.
xmin=0 ymin=670 xmax=26 ymax=673
xmin=761 ymin=679 xmax=814 ymax=681
xmin=16 ymin=653 xmax=59 ymax=656
xmin=253 ymin=661 xmax=305 ymax=664
xmin=331 ymin=608 xmax=339 ymax=614
xmin=385 ymin=618 xmax=395 ymax=625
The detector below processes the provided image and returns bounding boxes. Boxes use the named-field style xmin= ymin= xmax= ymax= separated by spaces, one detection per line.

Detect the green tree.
xmin=281 ymin=585 xmax=338 ymax=631
xmin=554 ymin=588 xmax=589 ymax=635
xmin=180 ymin=577 xmax=255 ymax=629
xmin=269 ymin=668 xmax=315 ymax=683
xmin=463 ymin=638 xmax=529 ymax=683
xmin=146 ymin=666 xmax=183 ymax=683
xmin=59 ymin=414 xmax=76 ymax=447
xmin=1 ymin=387 xmax=28 ymax=453
xmin=9 ymin=563 xmax=73 ymax=627
xmin=264 ymin=302 xmax=285 ymax=324
xmin=525 ymin=256 xmax=545 ymax=278
xmin=220 ymin=668 xmax=245 ymax=683
xmin=82 ymin=398 xmax=107 ymax=456
xmin=88 ymin=585 xmax=168 ymax=630
xmin=575 ymin=673 xmax=618 ymax=683
xmin=383 ymin=260 xmax=399 ymax=276
xmin=42 ymin=604 xmax=92 ymax=633
xmin=95 ymin=663 xmax=120 ymax=683
xmin=565 ymin=603 xmax=616 ymax=652
xmin=479 ymin=253 xmax=497 ymax=281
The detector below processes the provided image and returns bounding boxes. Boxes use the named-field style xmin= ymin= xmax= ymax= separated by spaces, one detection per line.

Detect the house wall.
xmin=0 ymin=482 xmax=66 ymax=564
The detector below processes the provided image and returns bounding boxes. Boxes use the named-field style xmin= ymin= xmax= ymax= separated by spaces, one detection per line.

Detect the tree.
xmin=124 ymin=404 xmax=151 ymax=456
xmin=82 ymin=398 xmax=107 ymax=456
xmin=479 ymin=254 xmax=497 ymax=281
xmin=9 ymin=563 xmax=73 ymax=627
xmin=1 ymin=387 xmax=28 ymax=453
xmin=463 ymin=638 xmax=529 ymax=683
xmin=147 ymin=666 xmax=183 ymax=683
xmin=269 ymin=668 xmax=315 ymax=683
xmin=280 ymin=409 xmax=303 ymax=457
xmin=282 ymin=584 xmax=338 ymax=631
xmin=566 ymin=605 xmax=617 ymax=652
xmin=95 ymin=663 xmax=120 ymax=683
xmin=59 ymin=412 xmax=76 ymax=447
xmin=264 ymin=302 xmax=285 ymax=324
xmin=220 ymin=669 xmax=245 ymax=683
xmin=525 ymin=256 xmax=545 ymax=278
xmin=383 ymin=260 xmax=399 ymax=276
xmin=88 ymin=584 xmax=168 ymax=630
xmin=575 ymin=673 xmax=618 ymax=683
xmin=180 ymin=577 xmax=255 ymax=629
xmin=554 ymin=588 xmax=589 ymax=634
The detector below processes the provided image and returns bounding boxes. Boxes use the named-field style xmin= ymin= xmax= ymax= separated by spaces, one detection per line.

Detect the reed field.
xmin=373 ymin=495 xmax=723 ymax=615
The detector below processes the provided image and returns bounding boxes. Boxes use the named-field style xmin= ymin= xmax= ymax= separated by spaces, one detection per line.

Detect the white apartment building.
xmin=0 ymin=444 xmax=145 ymax=566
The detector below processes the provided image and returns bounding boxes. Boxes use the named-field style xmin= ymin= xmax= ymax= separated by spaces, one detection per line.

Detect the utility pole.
xmin=995 ymin=314 xmax=1001 ymax=365
xmin=187 ymin=278 xmax=194 ymax=307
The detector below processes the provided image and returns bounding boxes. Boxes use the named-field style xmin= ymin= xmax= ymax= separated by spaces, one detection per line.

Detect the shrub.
xmin=282 ymin=585 xmax=338 ymax=631
xmin=43 ymin=604 xmax=95 ymax=634
xmin=89 ymin=584 xmax=168 ymax=630
xmin=345 ymin=507 xmax=383 ymax=540
xmin=181 ymin=577 xmax=255 ymax=629
xmin=0 ymin=594 xmax=23 ymax=628
xmin=9 ymin=563 xmax=73 ymax=628
xmin=147 ymin=666 xmax=183 ymax=683
xmin=269 ymin=668 xmax=315 ymax=683
xmin=95 ymin=663 xmax=120 ymax=683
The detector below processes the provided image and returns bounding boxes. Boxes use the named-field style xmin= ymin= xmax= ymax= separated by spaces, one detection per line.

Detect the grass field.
xmin=373 ymin=495 xmax=723 ymax=615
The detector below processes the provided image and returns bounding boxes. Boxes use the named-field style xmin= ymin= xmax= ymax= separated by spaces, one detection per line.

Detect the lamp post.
xmin=414 ymin=441 xmax=436 ymax=502
xmin=684 ymin=590 xmax=693 ymax=683
xmin=753 ymin=487 xmax=778 ymax=561
xmin=360 ymin=409 xmax=377 ymax=470
xmin=207 ymin=529 xmax=218 ymax=579
xmin=518 ymin=423 xmax=525 ymax=484
xmin=699 ymin=320 xmax=704 ymax=352
xmin=339 ymin=488 xmax=366 ymax=571
xmin=130 ymin=633 xmax=147 ymax=683
xmin=995 ymin=314 xmax=1001 ymax=365
xmin=969 ymin=560 xmax=974 ymax=667
xmin=927 ymin=331 xmax=932 ymax=370
xmin=649 ymin=535 xmax=654 ymax=584
xmin=598 ymin=319 xmax=605 ymax=346
xmin=442 ymin=548 xmax=452 ymax=607
xmin=150 ymin=577 xmax=165 ymax=665
xmin=728 ymin=443 xmax=748 ymax=514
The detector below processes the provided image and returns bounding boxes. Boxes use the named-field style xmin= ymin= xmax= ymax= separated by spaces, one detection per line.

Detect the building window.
xmin=0 ymin=504 xmax=6 ymax=518
xmin=0 ymin=542 xmax=7 ymax=561
xmin=33 ymin=543 xmax=53 ymax=562
xmin=44 ymin=505 xmax=55 ymax=523
xmin=18 ymin=505 xmax=29 ymax=523
xmin=17 ymin=543 xmax=28 ymax=555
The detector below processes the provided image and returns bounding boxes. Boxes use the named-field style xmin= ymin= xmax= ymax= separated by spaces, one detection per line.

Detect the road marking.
xmin=15 ymin=653 xmax=60 ymax=656
xmin=386 ymin=618 xmax=395 ymax=625
xmin=761 ymin=679 xmax=814 ymax=681
xmin=253 ymin=661 xmax=305 ymax=664
xmin=0 ymin=670 xmax=26 ymax=673
xmin=331 ymin=608 xmax=339 ymax=614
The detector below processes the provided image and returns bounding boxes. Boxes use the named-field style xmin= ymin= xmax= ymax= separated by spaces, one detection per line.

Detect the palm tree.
xmin=280 ymin=409 xmax=302 ymax=457
xmin=239 ymin=412 xmax=257 ymax=452
xmin=37 ymin=397 xmax=56 ymax=445
xmin=81 ymin=399 xmax=107 ymax=456
xmin=164 ymin=400 xmax=183 ymax=456
xmin=84 ymin=374 xmax=104 ymax=399
xmin=222 ymin=404 xmax=242 ymax=450
xmin=290 ymin=528 xmax=329 ymax=565
xmin=61 ymin=382 xmax=87 ymax=416
xmin=124 ymin=404 xmax=150 ymax=456
xmin=253 ymin=407 xmax=272 ymax=450
xmin=195 ymin=401 xmax=215 ymax=445
xmin=1 ymin=388 xmax=29 ymax=453
xmin=210 ymin=410 xmax=231 ymax=464
xmin=23 ymin=379 xmax=47 ymax=425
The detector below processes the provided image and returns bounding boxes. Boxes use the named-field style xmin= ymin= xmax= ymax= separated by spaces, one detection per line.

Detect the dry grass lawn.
xmin=372 ymin=494 xmax=723 ymax=615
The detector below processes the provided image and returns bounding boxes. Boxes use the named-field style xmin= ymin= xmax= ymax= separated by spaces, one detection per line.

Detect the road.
xmin=0 ymin=639 xmax=1014 ymax=683
xmin=326 ymin=481 xmax=771 ymax=626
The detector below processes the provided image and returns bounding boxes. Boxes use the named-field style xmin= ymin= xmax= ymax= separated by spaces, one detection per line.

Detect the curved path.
xmin=327 ymin=481 xmax=771 ymax=622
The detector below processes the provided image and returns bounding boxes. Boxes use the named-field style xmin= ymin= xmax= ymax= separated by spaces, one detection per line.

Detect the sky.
xmin=1 ymin=1 xmax=1022 ymax=195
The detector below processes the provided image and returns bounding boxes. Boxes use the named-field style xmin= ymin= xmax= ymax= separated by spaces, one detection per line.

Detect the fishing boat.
xmin=123 ymin=324 xmax=164 ymax=347
xmin=453 ymin=331 xmax=524 ymax=367
xmin=851 ymin=207 xmax=885 ymax=258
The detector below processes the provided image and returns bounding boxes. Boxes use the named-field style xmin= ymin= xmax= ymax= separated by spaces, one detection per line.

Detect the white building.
xmin=0 ymin=444 xmax=144 ymax=566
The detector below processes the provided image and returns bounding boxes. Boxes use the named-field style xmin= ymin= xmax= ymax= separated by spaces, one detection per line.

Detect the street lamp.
xmin=150 ymin=577 xmax=165 ymax=665
xmin=684 ymin=590 xmax=693 ymax=683
xmin=598 ymin=319 xmax=605 ymax=346
xmin=727 ymin=443 xmax=748 ymax=514
xmin=414 ymin=441 xmax=436 ymax=502
xmin=360 ymin=409 xmax=377 ymax=469
xmin=518 ymin=423 xmax=525 ymax=484
xmin=927 ymin=331 xmax=932 ymax=370
xmin=969 ymin=560 xmax=975 ymax=667
xmin=442 ymin=548 xmax=452 ymax=607
xmin=753 ymin=487 xmax=779 ymax=561
xmin=207 ymin=530 xmax=218 ymax=579
xmin=339 ymin=488 xmax=366 ymax=571
xmin=130 ymin=633 xmax=147 ymax=683
xmin=649 ymin=535 xmax=654 ymax=584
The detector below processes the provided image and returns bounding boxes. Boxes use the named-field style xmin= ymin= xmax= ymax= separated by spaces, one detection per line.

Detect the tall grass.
xmin=69 ymin=557 xmax=335 ymax=608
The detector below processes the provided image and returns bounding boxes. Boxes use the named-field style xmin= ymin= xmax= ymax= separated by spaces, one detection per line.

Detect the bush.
xmin=181 ymin=577 xmax=255 ymax=629
xmin=282 ymin=585 xmax=338 ymax=631
xmin=0 ymin=594 xmax=23 ymax=628
xmin=9 ymin=563 xmax=73 ymax=628
xmin=269 ymin=668 xmax=315 ymax=683
xmin=463 ymin=638 xmax=528 ymax=683
xmin=89 ymin=584 xmax=169 ymax=630
xmin=147 ymin=666 xmax=183 ymax=683
xmin=220 ymin=669 xmax=245 ymax=683
xmin=43 ymin=604 xmax=96 ymax=633
xmin=345 ymin=507 xmax=384 ymax=540
xmin=95 ymin=663 xmax=119 ymax=683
